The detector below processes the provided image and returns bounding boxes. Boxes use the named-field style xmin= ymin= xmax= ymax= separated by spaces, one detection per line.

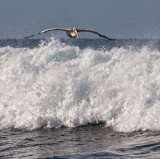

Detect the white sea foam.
xmin=0 ymin=38 xmax=160 ymax=132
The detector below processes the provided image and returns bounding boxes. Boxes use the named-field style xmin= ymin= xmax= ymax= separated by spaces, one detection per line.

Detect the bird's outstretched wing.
xmin=24 ymin=28 xmax=68 ymax=38
xmin=77 ymin=29 xmax=115 ymax=40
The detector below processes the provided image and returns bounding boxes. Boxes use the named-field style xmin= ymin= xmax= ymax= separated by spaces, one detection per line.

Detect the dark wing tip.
xmin=24 ymin=32 xmax=41 ymax=39
xmin=24 ymin=35 xmax=34 ymax=39
xmin=109 ymin=38 xmax=116 ymax=41
xmin=99 ymin=35 xmax=115 ymax=41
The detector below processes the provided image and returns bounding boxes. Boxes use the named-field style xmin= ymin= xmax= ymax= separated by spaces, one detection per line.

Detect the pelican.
xmin=24 ymin=27 xmax=115 ymax=40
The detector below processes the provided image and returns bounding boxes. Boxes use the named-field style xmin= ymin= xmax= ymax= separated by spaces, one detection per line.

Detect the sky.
xmin=0 ymin=0 xmax=160 ymax=39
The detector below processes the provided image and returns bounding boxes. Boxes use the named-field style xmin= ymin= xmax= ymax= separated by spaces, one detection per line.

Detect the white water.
xmin=0 ymin=38 xmax=160 ymax=132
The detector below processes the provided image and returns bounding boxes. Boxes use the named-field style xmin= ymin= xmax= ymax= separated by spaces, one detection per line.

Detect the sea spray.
xmin=0 ymin=38 xmax=160 ymax=132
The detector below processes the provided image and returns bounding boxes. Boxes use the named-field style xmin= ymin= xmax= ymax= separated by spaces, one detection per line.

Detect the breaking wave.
xmin=0 ymin=38 xmax=160 ymax=132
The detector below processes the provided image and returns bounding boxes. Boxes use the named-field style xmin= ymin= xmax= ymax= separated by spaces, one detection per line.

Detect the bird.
xmin=24 ymin=27 xmax=115 ymax=40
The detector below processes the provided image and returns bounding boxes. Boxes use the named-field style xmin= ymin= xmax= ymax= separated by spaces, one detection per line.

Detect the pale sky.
xmin=0 ymin=0 xmax=160 ymax=39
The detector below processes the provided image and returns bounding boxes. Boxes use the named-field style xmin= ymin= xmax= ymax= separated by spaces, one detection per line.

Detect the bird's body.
xmin=24 ymin=27 xmax=115 ymax=40
xmin=66 ymin=28 xmax=80 ymax=38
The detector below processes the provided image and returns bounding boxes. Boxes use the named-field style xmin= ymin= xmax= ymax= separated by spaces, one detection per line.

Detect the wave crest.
xmin=0 ymin=38 xmax=160 ymax=132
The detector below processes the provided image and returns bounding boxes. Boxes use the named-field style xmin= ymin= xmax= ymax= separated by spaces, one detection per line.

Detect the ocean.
xmin=0 ymin=38 xmax=160 ymax=158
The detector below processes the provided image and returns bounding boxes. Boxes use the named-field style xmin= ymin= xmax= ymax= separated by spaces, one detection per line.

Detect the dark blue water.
xmin=0 ymin=38 xmax=160 ymax=158
xmin=1 ymin=38 xmax=160 ymax=50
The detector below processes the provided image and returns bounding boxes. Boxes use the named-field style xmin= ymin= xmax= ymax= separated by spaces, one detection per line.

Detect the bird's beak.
xmin=75 ymin=30 xmax=80 ymax=38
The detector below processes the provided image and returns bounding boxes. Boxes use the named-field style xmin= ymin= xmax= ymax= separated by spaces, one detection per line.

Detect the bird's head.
xmin=73 ymin=27 xmax=77 ymax=31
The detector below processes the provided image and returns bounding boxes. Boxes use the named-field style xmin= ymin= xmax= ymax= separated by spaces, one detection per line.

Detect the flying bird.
xmin=24 ymin=27 xmax=115 ymax=40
